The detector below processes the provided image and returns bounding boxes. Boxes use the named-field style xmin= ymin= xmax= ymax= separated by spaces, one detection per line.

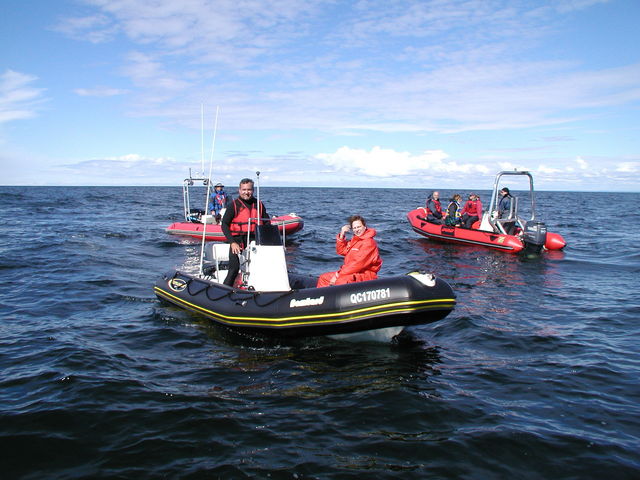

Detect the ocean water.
xmin=1 ymin=185 xmax=639 ymax=479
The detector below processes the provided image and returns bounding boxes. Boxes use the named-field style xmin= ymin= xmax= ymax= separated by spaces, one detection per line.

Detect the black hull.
xmin=154 ymin=271 xmax=456 ymax=338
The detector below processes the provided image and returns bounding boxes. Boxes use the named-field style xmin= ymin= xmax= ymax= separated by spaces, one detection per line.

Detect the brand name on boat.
xmin=350 ymin=288 xmax=391 ymax=304
xmin=290 ymin=296 xmax=325 ymax=308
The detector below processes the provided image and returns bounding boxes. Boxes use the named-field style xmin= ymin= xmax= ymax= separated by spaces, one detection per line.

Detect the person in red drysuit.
xmin=460 ymin=193 xmax=483 ymax=228
xmin=316 ymin=215 xmax=382 ymax=288
xmin=425 ymin=191 xmax=444 ymax=224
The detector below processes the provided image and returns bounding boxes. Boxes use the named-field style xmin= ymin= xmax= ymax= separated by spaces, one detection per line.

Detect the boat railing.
xmin=182 ymin=173 xmax=210 ymax=222
xmin=489 ymin=197 xmax=526 ymax=235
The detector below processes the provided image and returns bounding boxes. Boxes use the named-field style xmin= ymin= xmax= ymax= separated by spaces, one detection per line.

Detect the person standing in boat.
xmin=498 ymin=187 xmax=513 ymax=218
xmin=221 ymin=178 xmax=270 ymax=287
xmin=425 ymin=191 xmax=444 ymax=224
xmin=210 ymin=182 xmax=231 ymax=223
xmin=317 ymin=215 xmax=382 ymax=288
xmin=444 ymin=194 xmax=462 ymax=226
xmin=460 ymin=193 xmax=483 ymax=228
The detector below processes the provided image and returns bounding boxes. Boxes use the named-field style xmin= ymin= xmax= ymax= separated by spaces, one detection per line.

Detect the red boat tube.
xmin=167 ymin=214 xmax=304 ymax=242
xmin=545 ymin=232 xmax=566 ymax=251
xmin=407 ymin=208 xmax=565 ymax=253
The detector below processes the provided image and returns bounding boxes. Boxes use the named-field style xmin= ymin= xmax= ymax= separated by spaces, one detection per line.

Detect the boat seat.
xmin=204 ymin=243 xmax=230 ymax=263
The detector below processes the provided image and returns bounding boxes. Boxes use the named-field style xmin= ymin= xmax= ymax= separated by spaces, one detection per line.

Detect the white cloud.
xmin=51 ymin=1 xmax=640 ymax=136
xmin=316 ymin=146 xmax=491 ymax=178
xmin=615 ymin=161 xmax=639 ymax=173
xmin=0 ymin=70 xmax=46 ymax=124
xmin=554 ymin=0 xmax=610 ymax=14
xmin=537 ymin=165 xmax=563 ymax=174
xmin=575 ymin=156 xmax=588 ymax=170
xmin=122 ymin=51 xmax=192 ymax=94
xmin=74 ymin=86 xmax=129 ymax=97
xmin=52 ymin=13 xmax=118 ymax=43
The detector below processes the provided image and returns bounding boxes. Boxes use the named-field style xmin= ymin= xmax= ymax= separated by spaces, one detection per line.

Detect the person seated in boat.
xmin=317 ymin=215 xmax=382 ymax=288
xmin=425 ymin=191 xmax=444 ymax=224
xmin=210 ymin=182 xmax=231 ymax=223
xmin=444 ymin=194 xmax=462 ymax=226
xmin=460 ymin=193 xmax=483 ymax=228
xmin=498 ymin=187 xmax=513 ymax=218
xmin=221 ymin=178 xmax=270 ymax=287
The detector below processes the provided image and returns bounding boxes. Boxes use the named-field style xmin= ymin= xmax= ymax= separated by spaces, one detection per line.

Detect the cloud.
xmin=575 ymin=156 xmax=588 ymax=170
xmin=316 ymin=146 xmax=492 ymax=177
xmin=74 ymin=86 xmax=129 ymax=96
xmin=52 ymin=13 xmax=118 ymax=43
xmin=54 ymin=1 xmax=640 ymax=136
xmin=121 ymin=51 xmax=193 ymax=102
xmin=615 ymin=161 xmax=640 ymax=173
xmin=60 ymin=154 xmax=180 ymax=177
xmin=0 ymin=70 xmax=46 ymax=124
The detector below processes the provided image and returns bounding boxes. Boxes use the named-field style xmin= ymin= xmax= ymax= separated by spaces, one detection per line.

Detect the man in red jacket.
xmin=425 ymin=191 xmax=444 ymax=224
xmin=220 ymin=178 xmax=269 ymax=286
xmin=317 ymin=215 xmax=382 ymax=287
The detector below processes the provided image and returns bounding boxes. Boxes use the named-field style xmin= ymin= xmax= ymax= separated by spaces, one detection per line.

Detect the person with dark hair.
xmin=445 ymin=194 xmax=462 ymax=226
xmin=460 ymin=193 xmax=483 ymax=228
xmin=425 ymin=191 xmax=444 ymax=224
xmin=316 ymin=215 xmax=382 ymax=288
xmin=498 ymin=187 xmax=513 ymax=218
xmin=221 ymin=178 xmax=270 ymax=287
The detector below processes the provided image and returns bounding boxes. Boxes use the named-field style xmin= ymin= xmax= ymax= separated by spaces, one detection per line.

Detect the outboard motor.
xmin=523 ymin=220 xmax=547 ymax=254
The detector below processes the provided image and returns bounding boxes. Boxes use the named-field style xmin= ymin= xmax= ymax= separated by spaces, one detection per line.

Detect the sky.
xmin=1 ymin=0 xmax=639 ymax=191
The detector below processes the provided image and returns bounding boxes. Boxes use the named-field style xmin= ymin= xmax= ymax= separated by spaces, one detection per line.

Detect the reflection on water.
xmin=159 ymin=311 xmax=444 ymax=399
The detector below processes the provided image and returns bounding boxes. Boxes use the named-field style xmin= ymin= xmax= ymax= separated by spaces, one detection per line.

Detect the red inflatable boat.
xmin=167 ymin=214 xmax=304 ymax=242
xmin=407 ymin=208 xmax=564 ymax=253
xmin=166 ymin=171 xmax=304 ymax=242
xmin=408 ymin=170 xmax=566 ymax=254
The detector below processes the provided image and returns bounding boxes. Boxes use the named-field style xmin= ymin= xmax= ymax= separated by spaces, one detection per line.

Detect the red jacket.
xmin=460 ymin=199 xmax=483 ymax=217
xmin=334 ymin=228 xmax=382 ymax=283
xmin=227 ymin=198 xmax=267 ymax=235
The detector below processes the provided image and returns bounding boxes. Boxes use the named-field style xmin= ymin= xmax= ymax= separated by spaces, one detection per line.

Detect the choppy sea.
xmin=1 ymin=185 xmax=639 ymax=479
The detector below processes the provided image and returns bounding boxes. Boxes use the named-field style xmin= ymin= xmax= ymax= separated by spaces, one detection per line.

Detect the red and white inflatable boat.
xmin=167 ymin=214 xmax=304 ymax=242
xmin=165 ymin=171 xmax=304 ymax=242
xmin=408 ymin=170 xmax=566 ymax=254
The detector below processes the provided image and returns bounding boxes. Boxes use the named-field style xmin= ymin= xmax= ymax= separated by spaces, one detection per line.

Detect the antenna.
xmin=200 ymin=104 xmax=204 ymax=176
xmin=199 ymin=106 xmax=220 ymax=276
xmin=256 ymin=171 xmax=261 ymax=225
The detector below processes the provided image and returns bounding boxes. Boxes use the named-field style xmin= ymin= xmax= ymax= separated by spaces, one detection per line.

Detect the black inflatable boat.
xmin=155 ymin=270 xmax=455 ymax=338
xmin=155 ymin=224 xmax=455 ymax=340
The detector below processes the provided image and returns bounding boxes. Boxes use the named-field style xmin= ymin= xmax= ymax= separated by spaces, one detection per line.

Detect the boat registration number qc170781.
xmin=350 ymin=288 xmax=391 ymax=304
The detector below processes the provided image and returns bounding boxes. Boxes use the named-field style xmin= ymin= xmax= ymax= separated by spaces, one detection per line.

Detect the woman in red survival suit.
xmin=317 ymin=215 xmax=382 ymax=288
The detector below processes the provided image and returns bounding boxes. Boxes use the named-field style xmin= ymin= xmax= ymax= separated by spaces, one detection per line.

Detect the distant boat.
xmin=165 ymin=171 xmax=303 ymax=242
xmin=408 ymin=170 xmax=566 ymax=254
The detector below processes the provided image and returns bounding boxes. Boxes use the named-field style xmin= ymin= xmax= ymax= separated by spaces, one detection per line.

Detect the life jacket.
xmin=445 ymin=201 xmax=461 ymax=225
xmin=426 ymin=197 xmax=442 ymax=216
xmin=211 ymin=191 xmax=227 ymax=213
xmin=447 ymin=201 xmax=461 ymax=218
xmin=228 ymin=198 xmax=265 ymax=235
